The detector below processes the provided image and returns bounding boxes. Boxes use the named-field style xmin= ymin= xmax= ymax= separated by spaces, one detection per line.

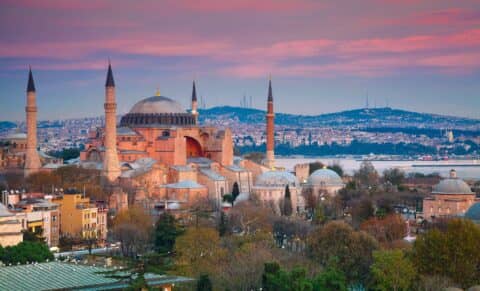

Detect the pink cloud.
xmin=1 ymin=0 xmax=108 ymax=10
xmin=176 ymin=0 xmax=322 ymax=12
xmin=414 ymin=8 xmax=480 ymax=25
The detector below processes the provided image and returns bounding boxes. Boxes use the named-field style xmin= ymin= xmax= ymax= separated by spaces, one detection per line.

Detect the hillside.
xmin=198 ymin=106 xmax=480 ymax=129
xmin=0 ymin=121 xmax=17 ymax=131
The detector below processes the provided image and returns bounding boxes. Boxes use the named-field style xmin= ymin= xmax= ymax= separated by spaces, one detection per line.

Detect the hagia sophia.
xmin=2 ymin=65 xmax=480 ymax=220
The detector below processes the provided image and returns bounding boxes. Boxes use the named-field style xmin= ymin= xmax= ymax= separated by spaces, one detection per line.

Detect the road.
xmin=54 ymin=246 xmax=120 ymax=258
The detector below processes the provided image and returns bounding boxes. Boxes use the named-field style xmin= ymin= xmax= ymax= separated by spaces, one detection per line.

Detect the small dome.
xmin=432 ymin=171 xmax=473 ymax=195
xmin=129 ymin=96 xmax=185 ymax=114
xmin=307 ymin=168 xmax=344 ymax=187
xmin=255 ymin=171 xmax=299 ymax=188
xmin=465 ymin=202 xmax=480 ymax=222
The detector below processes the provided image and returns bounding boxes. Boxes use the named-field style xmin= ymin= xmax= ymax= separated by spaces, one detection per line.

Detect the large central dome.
xmin=120 ymin=95 xmax=196 ymax=128
xmin=129 ymin=96 xmax=185 ymax=114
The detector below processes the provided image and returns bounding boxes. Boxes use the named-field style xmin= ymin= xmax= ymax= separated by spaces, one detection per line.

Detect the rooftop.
xmin=0 ymin=261 xmax=193 ymax=291
xmin=164 ymin=180 xmax=206 ymax=189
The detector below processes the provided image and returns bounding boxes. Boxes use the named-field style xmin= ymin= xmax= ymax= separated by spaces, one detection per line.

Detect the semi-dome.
xmin=120 ymin=95 xmax=196 ymax=127
xmin=255 ymin=171 xmax=299 ymax=188
xmin=129 ymin=96 xmax=185 ymax=114
xmin=307 ymin=168 xmax=344 ymax=187
xmin=432 ymin=170 xmax=473 ymax=195
xmin=465 ymin=202 xmax=480 ymax=222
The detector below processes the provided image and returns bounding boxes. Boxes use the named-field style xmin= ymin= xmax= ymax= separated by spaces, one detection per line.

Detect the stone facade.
xmin=0 ymin=203 xmax=23 ymax=247
xmin=422 ymin=169 xmax=478 ymax=221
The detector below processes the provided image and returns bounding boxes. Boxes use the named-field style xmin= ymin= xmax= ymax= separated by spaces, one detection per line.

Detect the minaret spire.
xmin=105 ymin=62 xmax=115 ymax=87
xmin=268 ymin=77 xmax=273 ymax=102
xmin=24 ymin=68 xmax=41 ymax=177
xmin=191 ymin=80 xmax=199 ymax=124
xmin=264 ymin=77 xmax=275 ymax=169
xmin=102 ymin=62 xmax=120 ymax=182
xmin=27 ymin=67 xmax=36 ymax=92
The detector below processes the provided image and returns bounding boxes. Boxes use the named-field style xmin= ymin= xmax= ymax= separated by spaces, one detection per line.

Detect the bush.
xmin=0 ymin=241 xmax=53 ymax=265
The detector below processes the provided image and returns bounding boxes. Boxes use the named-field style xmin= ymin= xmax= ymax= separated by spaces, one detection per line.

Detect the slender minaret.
xmin=102 ymin=63 xmax=120 ymax=182
xmin=191 ymin=80 xmax=198 ymax=124
xmin=24 ymin=68 xmax=41 ymax=177
xmin=265 ymin=77 xmax=275 ymax=169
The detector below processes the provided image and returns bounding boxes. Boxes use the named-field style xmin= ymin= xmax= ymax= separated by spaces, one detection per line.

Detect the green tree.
xmin=217 ymin=211 xmax=228 ymax=236
xmin=232 ymin=182 xmax=240 ymax=202
xmin=154 ymin=212 xmax=182 ymax=254
xmin=282 ymin=185 xmax=293 ymax=217
xmin=383 ymin=168 xmax=405 ymax=186
xmin=412 ymin=218 xmax=480 ymax=288
xmin=307 ymin=221 xmax=379 ymax=284
xmin=328 ymin=162 xmax=344 ymax=177
xmin=309 ymin=162 xmax=325 ymax=175
xmin=0 ymin=241 xmax=53 ymax=264
xmin=354 ymin=161 xmax=379 ymax=188
xmin=262 ymin=262 xmax=313 ymax=291
xmin=370 ymin=250 xmax=415 ymax=291
xmin=22 ymin=228 xmax=45 ymax=243
xmin=312 ymin=204 xmax=327 ymax=225
xmin=313 ymin=263 xmax=347 ymax=291
xmin=196 ymin=274 xmax=213 ymax=291
xmin=174 ymin=227 xmax=224 ymax=277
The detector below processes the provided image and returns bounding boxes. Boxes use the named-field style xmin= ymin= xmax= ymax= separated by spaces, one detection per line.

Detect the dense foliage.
xmin=47 ymin=147 xmax=82 ymax=161
xmin=238 ymin=140 xmax=437 ymax=156
xmin=0 ymin=241 xmax=53 ymax=264
xmin=153 ymin=213 xmax=183 ymax=254
xmin=370 ymin=250 xmax=415 ymax=291
xmin=307 ymin=221 xmax=379 ymax=284
xmin=412 ymin=219 xmax=480 ymax=288
xmin=262 ymin=262 xmax=347 ymax=291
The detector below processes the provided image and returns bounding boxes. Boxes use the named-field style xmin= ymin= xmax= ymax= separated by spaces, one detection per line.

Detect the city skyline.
xmin=1 ymin=0 xmax=480 ymax=121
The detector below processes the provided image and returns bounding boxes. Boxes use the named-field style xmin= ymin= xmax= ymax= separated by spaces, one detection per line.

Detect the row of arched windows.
xmin=120 ymin=113 xmax=196 ymax=126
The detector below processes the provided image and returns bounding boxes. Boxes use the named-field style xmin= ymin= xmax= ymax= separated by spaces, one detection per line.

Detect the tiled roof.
xmin=199 ymin=168 xmax=226 ymax=181
xmin=164 ymin=180 xmax=205 ymax=189
xmin=0 ymin=261 xmax=193 ymax=291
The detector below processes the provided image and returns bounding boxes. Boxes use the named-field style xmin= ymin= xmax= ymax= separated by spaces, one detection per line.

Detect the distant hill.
xmin=198 ymin=106 xmax=480 ymax=129
xmin=0 ymin=121 xmax=16 ymax=130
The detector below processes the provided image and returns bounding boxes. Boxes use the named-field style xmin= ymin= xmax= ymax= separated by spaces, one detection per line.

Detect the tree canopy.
xmin=0 ymin=241 xmax=53 ymax=265
xmin=307 ymin=221 xmax=379 ymax=284
xmin=153 ymin=212 xmax=183 ymax=254
xmin=412 ymin=219 xmax=480 ymax=288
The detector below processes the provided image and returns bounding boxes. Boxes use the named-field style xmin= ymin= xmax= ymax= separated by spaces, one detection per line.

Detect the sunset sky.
xmin=1 ymin=0 xmax=479 ymax=121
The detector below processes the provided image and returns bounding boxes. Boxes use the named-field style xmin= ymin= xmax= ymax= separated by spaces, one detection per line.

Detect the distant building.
xmin=15 ymin=198 xmax=60 ymax=247
xmin=79 ymin=65 xmax=252 ymax=211
xmin=423 ymin=169 xmax=478 ymax=221
xmin=252 ymin=171 xmax=303 ymax=215
xmin=305 ymin=168 xmax=345 ymax=197
xmin=0 ymin=203 xmax=23 ymax=247
xmin=53 ymin=190 xmax=107 ymax=242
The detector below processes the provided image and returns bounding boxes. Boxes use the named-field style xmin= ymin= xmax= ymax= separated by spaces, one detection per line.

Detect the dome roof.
xmin=307 ymin=168 xmax=344 ymax=187
xmin=255 ymin=171 xmax=299 ymax=188
xmin=432 ymin=170 xmax=473 ymax=195
xmin=129 ymin=96 xmax=185 ymax=114
xmin=465 ymin=202 xmax=480 ymax=222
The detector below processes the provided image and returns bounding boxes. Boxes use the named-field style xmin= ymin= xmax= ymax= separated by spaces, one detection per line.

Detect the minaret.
xmin=102 ymin=63 xmax=120 ymax=182
xmin=265 ymin=78 xmax=275 ymax=169
xmin=191 ymin=80 xmax=198 ymax=124
xmin=24 ymin=68 xmax=41 ymax=177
